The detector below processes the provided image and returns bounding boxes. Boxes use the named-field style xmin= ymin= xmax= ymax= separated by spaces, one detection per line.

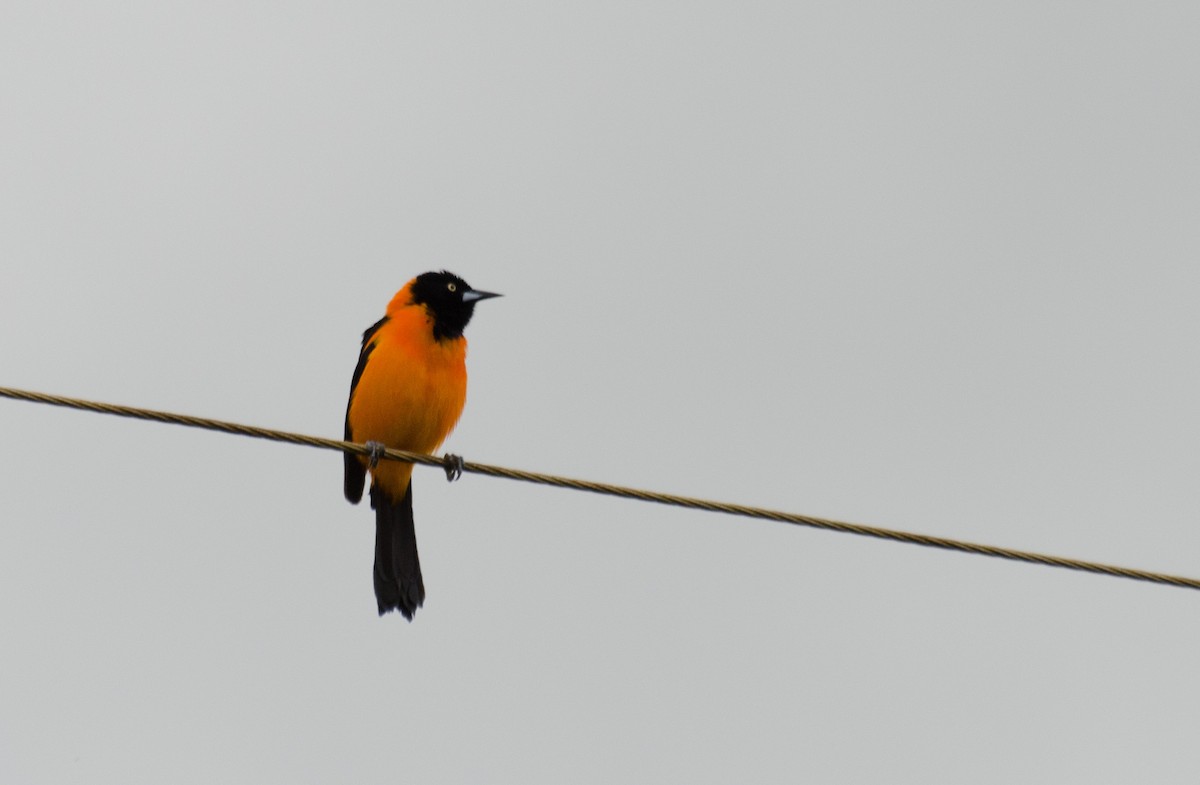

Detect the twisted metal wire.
xmin=3 ymin=385 xmax=1198 ymax=592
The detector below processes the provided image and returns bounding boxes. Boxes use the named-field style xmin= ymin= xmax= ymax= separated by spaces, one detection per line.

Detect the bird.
xmin=343 ymin=271 xmax=500 ymax=619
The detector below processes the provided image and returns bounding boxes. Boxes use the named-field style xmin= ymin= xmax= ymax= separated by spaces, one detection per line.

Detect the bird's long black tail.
xmin=370 ymin=482 xmax=425 ymax=619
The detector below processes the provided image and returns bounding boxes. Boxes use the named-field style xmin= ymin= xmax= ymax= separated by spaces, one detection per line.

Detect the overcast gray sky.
xmin=4 ymin=2 xmax=1200 ymax=782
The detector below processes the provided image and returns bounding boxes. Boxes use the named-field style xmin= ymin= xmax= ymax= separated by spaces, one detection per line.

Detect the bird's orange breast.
xmin=347 ymin=305 xmax=468 ymax=497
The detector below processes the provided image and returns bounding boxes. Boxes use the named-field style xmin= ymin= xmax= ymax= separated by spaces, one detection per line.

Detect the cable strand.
xmin=2 ymin=384 xmax=1197 ymax=592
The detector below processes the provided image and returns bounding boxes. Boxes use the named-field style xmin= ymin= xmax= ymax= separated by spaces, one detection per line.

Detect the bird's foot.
xmin=443 ymin=453 xmax=464 ymax=482
xmin=365 ymin=440 xmax=386 ymax=469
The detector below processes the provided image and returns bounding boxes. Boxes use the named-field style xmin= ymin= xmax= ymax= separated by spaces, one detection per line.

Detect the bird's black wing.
xmin=343 ymin=316 xmax=389 ymax=504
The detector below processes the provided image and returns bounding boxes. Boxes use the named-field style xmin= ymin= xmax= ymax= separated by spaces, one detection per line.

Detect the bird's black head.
xmin=409 ymin=270 xmax=501 ymax=341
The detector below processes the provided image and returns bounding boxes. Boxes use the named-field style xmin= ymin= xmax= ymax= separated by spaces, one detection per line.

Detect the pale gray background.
xmin=3 ymin=2 xmax=1200 ymax=782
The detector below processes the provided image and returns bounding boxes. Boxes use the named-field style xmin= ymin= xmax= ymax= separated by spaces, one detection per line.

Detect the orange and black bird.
xmin=343 ymin=271 xmax=500 ymax=619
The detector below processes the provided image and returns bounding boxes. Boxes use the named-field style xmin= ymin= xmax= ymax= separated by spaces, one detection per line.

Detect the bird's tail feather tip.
xmin=375 ymin=588 xmax=423 ymax=620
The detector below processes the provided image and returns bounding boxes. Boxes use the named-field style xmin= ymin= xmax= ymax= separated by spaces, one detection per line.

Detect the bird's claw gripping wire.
xmin=443 ymin=453 xmax=465 ymax=482
xmin=365 ymin=440 xmax=386 ymax=469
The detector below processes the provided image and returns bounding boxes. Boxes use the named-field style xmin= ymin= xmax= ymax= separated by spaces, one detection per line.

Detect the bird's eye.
xmin=447 ymin=282 xmax=457 ymax=293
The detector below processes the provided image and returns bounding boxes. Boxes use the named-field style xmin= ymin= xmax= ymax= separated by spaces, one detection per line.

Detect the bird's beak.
xmin=462 ymin=289 xmax=502 ymax=303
